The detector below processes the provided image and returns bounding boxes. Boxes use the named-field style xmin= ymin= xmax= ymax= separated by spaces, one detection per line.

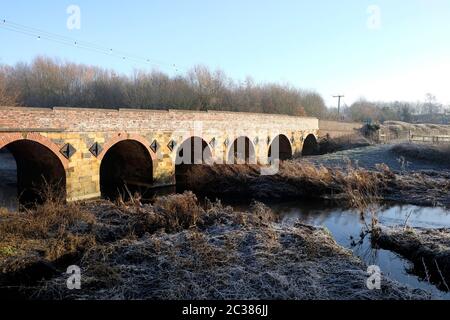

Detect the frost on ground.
xmin=1 ymin=142 xmax=448 ymax=300
xmin=375 ymin=226 xmax=450 ymax=292
xmin=0 ymin=193 xmax=427 ymax=300
xmin=390 ymin=143 xmax=450 ymax=167
xmin=382 ymin=121 xmax=450 ymax=137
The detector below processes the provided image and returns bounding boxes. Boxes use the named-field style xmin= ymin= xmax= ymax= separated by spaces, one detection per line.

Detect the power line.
xmin=0 ymin=19 xmax=185 ymax=72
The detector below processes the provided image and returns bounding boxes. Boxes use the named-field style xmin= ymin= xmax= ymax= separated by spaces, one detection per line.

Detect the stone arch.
xmin=227 ymin=136 xmax=256 ymax=164
xmin=175 ymin=136 xmax=213 ymax=190
xmin=0 ymin=133 xmax=69 ymax=168
xmin=99 ymin=138 xmax=154 ymax=200
xmin=0 ymin=133 xmax=67 ymax=206
xmin=302 ymin=134 xmax=319 ymax=156
xmin=268 ymin=134 xmax=293 ymax=162
xmin=98 ymin=133 xmax=155 ymax=162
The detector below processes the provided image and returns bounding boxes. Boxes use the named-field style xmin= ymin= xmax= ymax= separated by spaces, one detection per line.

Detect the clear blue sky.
xmin=1 ymin=0 xmax=450 ymax=106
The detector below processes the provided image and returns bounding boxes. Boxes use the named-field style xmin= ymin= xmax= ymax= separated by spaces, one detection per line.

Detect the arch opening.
xmin=268 ymin=135 xmax=293 ymax=163
xmin=100 ymin=140 xmax=153 ymax=200
xmin=0 ymin=140 xmax=66 ymax=208
xmin=302 ymin=134 xmax=319 ymax=156
xmin=227 ymin=137 xmax=256 ymax=164
xmin=175 ymin=137 xmax=212 ymax=191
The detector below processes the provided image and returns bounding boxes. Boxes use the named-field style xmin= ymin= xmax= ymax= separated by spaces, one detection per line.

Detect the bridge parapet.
xmin=0 ymin=106 xmax=318 ymax=131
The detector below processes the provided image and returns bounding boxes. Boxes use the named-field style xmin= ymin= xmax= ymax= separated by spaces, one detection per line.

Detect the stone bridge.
xmin=0 ymin=107 xmax=319 ymax=203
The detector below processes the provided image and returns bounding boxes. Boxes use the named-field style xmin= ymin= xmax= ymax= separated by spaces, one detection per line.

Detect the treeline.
xmin=0 ymin=56 xmax=328 ymax=117
xmin=337 ymin=95 xmax=449 ymax=124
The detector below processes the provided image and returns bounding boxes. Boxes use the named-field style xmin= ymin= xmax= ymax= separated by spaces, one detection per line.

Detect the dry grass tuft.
xmin=0 ymin=202 xmax=95 ymax=240
xmin=0 ymin=196 xmax=96 ymax=274
xmin=152 ymin=192 xmax=204 ymax=230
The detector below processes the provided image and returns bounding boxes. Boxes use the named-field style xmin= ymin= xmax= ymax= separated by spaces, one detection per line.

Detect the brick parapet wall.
xmin=0 ymin=106 xmax=318 ymax=132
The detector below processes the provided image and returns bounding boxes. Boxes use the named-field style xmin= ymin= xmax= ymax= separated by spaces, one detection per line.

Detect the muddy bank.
xmin=0 ymin=193 xmax=427 ymax=300
xmin=374 ymin=226 xmax=450 ymax=292
xmin=182 ymin=161 xmax=450 ymax=208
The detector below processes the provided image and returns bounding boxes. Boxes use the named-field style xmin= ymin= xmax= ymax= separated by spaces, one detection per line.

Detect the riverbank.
xmin=375 ymin=226 xmax=450 ymax=292
xmin=0 ymin=193 xmax=427 ymax=300
xmin=182 ymin=159 xmax=450 ymax=208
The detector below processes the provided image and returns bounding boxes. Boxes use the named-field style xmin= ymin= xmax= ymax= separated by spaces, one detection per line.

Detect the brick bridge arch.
xmin=268 ymin=134 xmax=293 ymax=162
xmin=98 ymin=133 xmax=156 ymax=162
xmin=98 ymin=133 xmax=156 ymax=200
xmin=174 ymin=136 xmax=214 ymax=190
xmin=0 ymin=132 xmax=69 ymax=168
xmin=302 ymin=134 xmax=319 ymax=156
xmin=0 ymin=132 xmax=68 ymax=204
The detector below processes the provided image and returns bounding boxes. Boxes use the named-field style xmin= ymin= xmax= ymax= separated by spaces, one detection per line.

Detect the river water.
xmin=0 ymin=151 xmax=18 ymax=210
xmin=1 ymin=151 xmax=450 ymax=298
xmin=267 ymin=201 xmax=450 ymax=299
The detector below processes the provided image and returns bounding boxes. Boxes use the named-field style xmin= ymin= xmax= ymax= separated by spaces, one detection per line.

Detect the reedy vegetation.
xmin=182 ymin=161 xmax=450 ymax=208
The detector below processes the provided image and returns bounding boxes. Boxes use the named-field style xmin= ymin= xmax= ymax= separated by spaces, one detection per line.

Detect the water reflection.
xmin=269 ymin=201 xmax=450 ymax=299
xmin=0 ymin=150 xmax=18 ymax=211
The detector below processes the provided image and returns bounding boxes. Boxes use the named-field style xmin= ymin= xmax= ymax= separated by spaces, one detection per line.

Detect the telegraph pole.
xmin=333 ymin=95 xmax=344 ymax=116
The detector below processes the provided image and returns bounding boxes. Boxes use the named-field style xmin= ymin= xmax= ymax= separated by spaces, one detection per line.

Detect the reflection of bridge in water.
xmin=0 ymin=107 xmax=319 ymax=204
xmin=0 ymin=151 xmax=18 ymax=209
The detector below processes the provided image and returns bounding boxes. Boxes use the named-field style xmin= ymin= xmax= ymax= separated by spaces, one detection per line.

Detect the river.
xmin=267 ymin=201 xmax=450 ymax=299
xmin=0 ymin=151 xmax=18 ymax=210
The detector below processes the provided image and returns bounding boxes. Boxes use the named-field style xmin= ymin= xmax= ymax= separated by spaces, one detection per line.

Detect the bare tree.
xmin=1 ymin=56 xmax=329 ymax=117
xmin=0 ymin=66 xmax=18 ymax=106
xmin=423 ymin=93 xmax=441 ymax=115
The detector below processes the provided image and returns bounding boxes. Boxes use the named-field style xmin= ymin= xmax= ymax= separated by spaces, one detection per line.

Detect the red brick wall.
xmin=0 ymin=106 xmax=318 ymax=132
